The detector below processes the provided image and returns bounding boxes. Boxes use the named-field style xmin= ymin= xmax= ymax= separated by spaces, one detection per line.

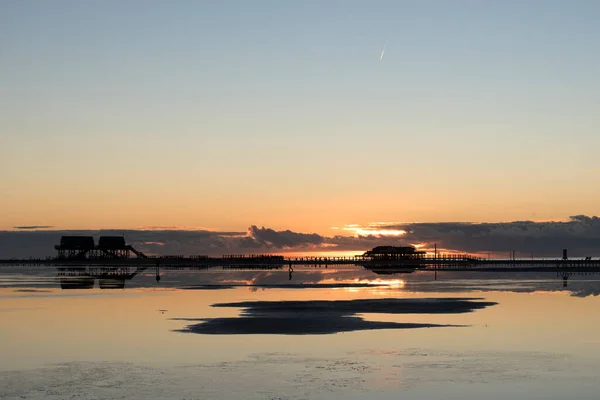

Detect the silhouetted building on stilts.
xmin=362 ymin=246 xmax=426 ymax=261
xmin=54 ymin=236 xmax=147 ymax=260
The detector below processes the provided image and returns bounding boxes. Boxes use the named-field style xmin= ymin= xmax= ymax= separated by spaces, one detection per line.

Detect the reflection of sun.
xmin=323 ymin=278 xmax=406 ymax=288
xmin=335 ymin=279 xmax=406 ymax=292
xmin=349 ymin=279 xmax=405 ymax=287
xmin=364 ymin=279 xmax=405 ymax=287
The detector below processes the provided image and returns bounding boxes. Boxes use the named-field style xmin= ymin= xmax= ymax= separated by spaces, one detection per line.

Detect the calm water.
xmin=1 ymin=265 xmax=600 ymax=399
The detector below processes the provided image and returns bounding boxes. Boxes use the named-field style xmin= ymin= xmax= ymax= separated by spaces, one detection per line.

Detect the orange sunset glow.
xmin=3 ymin=2 xmax=600 ymax=399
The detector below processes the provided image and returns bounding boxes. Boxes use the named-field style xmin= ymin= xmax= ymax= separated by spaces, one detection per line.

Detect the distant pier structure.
xmin=4 ymin=239 xmax=600 ymax=272
xmin=362 ymin=246 xmax=427 ymax=261
xmin=55 ymin=236 xmax=147 ymax=260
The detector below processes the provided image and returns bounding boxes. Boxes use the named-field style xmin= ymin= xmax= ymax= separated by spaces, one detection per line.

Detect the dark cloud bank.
xmin=2 ymin=215 xmax=600 ymax=258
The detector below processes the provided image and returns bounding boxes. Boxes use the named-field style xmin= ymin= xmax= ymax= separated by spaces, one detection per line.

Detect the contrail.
xmin=380 ymin=40 xmax=388 ymax=60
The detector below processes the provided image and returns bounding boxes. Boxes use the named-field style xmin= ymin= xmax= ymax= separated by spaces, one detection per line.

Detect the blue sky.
xmin=1 ymin=1 xmax=599 ymax=231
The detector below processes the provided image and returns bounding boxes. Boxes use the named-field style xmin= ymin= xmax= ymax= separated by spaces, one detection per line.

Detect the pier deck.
xmin=2 ymin=255 xmax=600 ymax=271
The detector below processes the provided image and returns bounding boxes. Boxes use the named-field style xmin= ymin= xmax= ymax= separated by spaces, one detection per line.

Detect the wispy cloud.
xmin=13 ymin=226 xmax=54 ymax=230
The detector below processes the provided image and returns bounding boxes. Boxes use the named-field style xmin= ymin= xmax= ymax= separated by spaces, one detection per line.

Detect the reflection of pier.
xmin=220 ymin=265 xmax=284 ymax=270
xmin=559 ymin=271 xmax=571 ymax=287
xmin=50 ymin=263 xmax=600 ymax=287
xmin=57 ymin=268 xmax=95 ymax=289
xmin=57 ymin=265 xmax=148 ymax=289
xmin=362 ymin=266 xmax=416 ymax=275
xmin=55 ymin=264 xmax=291 ymax=289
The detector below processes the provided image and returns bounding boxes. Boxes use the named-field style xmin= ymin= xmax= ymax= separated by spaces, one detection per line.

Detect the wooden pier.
xmin=2 ymin=254 xmax=600 ymax=272
xmin=2 ymin=237 xmax=599 ymax=272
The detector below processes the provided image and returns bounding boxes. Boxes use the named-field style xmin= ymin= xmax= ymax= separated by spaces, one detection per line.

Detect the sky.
xmin=2 ymin=1 xmax=600 ymax=235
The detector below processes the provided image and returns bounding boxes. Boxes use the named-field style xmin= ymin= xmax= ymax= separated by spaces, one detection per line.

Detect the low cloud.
xmin=1 ymin=215 xmax=599 ymax=258
xmin=375 ymin=215 xmax=600 ymax=257
xmin=248 ymin=225 xmax=324 ymax=248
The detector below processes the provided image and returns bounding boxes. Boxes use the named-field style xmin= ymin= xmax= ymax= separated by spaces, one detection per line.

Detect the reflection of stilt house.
xmin=57 ymin=267 xmax=139 ymax=289
xmin=57 ymin=268 xmax=95 ymax=289
xmin=55 ymin=236 xmax=147 ymax=260
xmin=362 ymin=246 xmax=426 ymax=261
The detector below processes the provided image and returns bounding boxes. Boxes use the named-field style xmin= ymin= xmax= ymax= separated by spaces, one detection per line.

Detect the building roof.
xmin=98 ymin=236 xmax=127 ymax=249
xmin=363 ymin=246 xmax=426 ymax=256
xmin=58 ymin=236 xmax=95 ymax=250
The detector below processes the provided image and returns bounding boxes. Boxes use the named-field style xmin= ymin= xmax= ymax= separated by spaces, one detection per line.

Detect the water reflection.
xmin=12 ymin=265 xmax=599 ymax=297
xmin=360 ymin=264 xmax=417 ymax=275
xmin=2 ymin=278 xmax=600 ymax=399
xmin=57 ymin=267 xmax=146 ymax=289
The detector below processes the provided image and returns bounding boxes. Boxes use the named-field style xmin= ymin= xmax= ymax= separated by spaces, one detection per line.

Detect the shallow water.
xmin=1 ymin=265 xmax=599 ymax=399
